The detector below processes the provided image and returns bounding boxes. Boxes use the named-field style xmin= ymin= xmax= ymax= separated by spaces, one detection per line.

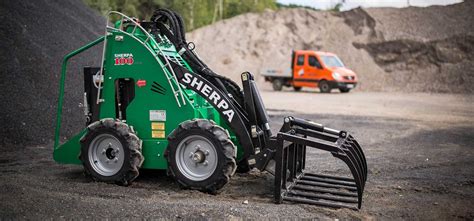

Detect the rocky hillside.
xmin=188 ymin=1 xmax=474 ymax=92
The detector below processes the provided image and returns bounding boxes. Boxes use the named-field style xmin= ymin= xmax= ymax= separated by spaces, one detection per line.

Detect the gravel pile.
xmin=0 ymin=0 xmax=105 ymax=146
xmin=187 ymin=1 xmax=474 ymax=92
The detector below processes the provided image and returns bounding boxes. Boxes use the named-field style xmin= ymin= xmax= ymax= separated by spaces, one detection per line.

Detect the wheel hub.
xmin=105 ymin=145 xmax=119 ymax=160
xmin=88 ymin=134 xmax=124 ymax=176
xmin=175 ymin=135 xmax=218 ymax=181
xmin=191 ymin=150 xmax=205 ymax=163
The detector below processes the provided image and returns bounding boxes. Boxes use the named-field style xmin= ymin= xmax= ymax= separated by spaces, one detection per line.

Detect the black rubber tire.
xmin=319 ymin=80 xmax=331 ymax=93
xmin=293 ymin=86 xmax=302 ymax=92
xmin=166 ymin=119 xmax=237 ymax=193
xmin=272 ymin=79 xmax=283 ymax=91
xmin=339 ymin=88 xmax=351 ymax=93
xmin=80 ymin=118 xmax=144 ymax=186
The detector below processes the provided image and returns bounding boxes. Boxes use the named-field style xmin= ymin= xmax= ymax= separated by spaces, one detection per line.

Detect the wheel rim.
xmin=88 ymin=134 xmax=124 ymax=176
xmin=321 ymin=82 xmax=329 ymax=91
xmin=175 ymin=135 xmax=218 ymax=181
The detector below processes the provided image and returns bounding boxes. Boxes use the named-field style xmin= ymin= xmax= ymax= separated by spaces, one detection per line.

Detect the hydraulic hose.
xmin=151 ymin=9 xmax=245 ymax=108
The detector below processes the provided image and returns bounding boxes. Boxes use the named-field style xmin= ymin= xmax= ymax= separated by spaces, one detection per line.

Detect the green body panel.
xmin=53 ymin=129 xmax=86 ymax=164
xmin=54 ymin=22 xmax=243 ymax=169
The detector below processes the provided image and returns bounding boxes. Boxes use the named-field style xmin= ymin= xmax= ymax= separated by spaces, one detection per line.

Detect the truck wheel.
xmin=80 ymin=118 xmax=144 ymax=186
xmin=319 ymin=80 xmax=331 ymax=93
xmin=272 ymin=79 xmax=283 ymax=91
xmin=166 ymin=119 xmax=237 ymax=193
xmin=293 ymin=86 xmax=302 ymax=92
xmin=339 ymin=88 xmax=351 ymax=93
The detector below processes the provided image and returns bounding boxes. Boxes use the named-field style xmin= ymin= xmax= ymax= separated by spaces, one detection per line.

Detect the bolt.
xmin=204 ymin=150 xmax=209 ymax=156
xmin=101 ymin=149 xmax=106 ymax=155
xmin=203 ymin=160 xmax=208 ymax=166
xmin=106 ymin=159 xmax=110 ymax=164
xmin=189 ymin=152 xmax=194 ymax=158
xmin=114 ymin=158 xmax=118 ymax=163
xmin=195 ymin=145 xmax=201 ymax=150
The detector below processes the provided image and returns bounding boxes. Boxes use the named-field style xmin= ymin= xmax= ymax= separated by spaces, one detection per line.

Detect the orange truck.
xmin=262 ymin=50 xmax=358 ymax=93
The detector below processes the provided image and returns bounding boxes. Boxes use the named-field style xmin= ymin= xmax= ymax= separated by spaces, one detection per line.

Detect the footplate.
xmin=273 ymin=117 xmax=367 ymax=209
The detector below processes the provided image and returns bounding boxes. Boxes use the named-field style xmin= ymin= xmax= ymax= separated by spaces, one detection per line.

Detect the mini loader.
xmin=54 ymin=9 xmax=367 ymax=209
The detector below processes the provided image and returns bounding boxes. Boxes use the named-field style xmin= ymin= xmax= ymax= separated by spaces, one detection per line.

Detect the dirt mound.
xmin=364 ymin=1 xmax=474 ymax=41
xmin=187 ymin=8 xmax=386 ymax=91
xmin=0 ymin=0 xmax=105 ymax=146
xmin=187 ymin=1 xmax=474 ymax=93
xmin=355 ymin=35 xmax=474 ymax=93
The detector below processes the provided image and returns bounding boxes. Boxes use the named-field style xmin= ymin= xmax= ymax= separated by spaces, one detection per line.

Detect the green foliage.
xmin=84 ymin=0 xmax=276 ymax=31
xmin=331 ymin=3 xmax=343 ymax=12
xmin=275 ymin=2 xmax=319 ymax=11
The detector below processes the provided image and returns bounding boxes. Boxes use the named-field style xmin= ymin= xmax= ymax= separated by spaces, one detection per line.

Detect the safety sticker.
xmin=151 ymin=122 xmax=165 ymax=130
xmin=151 ymin=130 xmax=165 ymax=138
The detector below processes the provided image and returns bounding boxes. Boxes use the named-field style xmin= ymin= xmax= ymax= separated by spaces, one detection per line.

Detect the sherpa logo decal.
xmin=114 ymin=53 xmax=134 ymax=65
xmin=181 ymin=72 xmax=234 ymax=122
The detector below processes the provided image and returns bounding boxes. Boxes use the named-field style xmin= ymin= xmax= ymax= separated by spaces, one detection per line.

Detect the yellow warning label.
xmin=151 ymin=122 xmax=165 ymax=130
xmin=151 ymin=130 xmax=165 ymax=138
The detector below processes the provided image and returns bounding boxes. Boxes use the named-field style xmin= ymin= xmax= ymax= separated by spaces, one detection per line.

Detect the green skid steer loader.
xmin=54 ymin=9 xmax=367 ymax=209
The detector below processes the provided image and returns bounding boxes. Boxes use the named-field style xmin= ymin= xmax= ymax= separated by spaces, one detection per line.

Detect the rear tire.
xmin=166 ymin=119 xmax=237 ymax=193
xmin=339 ymin=88 xmax=351 ymax=93
xmin=272 ymin=79 xmax=283 ymax=91
xmin=293 ymin=86 xmax=302 ymax=92
xmin=80 ymin=118 xmax=144 ymax=186
xmin=319 ymin=80 xmax=331 ymax=93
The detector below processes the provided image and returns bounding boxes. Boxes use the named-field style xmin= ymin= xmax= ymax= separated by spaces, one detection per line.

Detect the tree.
xmin=84 ymin=0 xmax=277 ymax=31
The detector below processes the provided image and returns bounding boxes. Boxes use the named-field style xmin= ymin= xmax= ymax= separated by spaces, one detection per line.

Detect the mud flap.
xmin=273 ymin=117 xmax=367 ymax=209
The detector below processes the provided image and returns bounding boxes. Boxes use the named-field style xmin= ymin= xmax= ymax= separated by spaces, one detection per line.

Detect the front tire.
xmin=293 ymin=86 xmax=302 ymax=92
xmin=339 ymin=88 xmax=351 ymax=93
xmin=80 ymin=118 xmax=144 ymax=186
xmin=166 ymin=119 xmax=237 ymax=193
xmin=319 ymin=80 xmax=331 ymax=93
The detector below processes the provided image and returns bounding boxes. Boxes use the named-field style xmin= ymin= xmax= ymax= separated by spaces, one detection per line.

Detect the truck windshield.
xmin=321 ymin=55 xmax=344 ymax=68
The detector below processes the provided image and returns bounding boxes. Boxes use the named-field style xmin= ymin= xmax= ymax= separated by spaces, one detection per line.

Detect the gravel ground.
xmin=1 ymin=92 xmax=473 ymax=219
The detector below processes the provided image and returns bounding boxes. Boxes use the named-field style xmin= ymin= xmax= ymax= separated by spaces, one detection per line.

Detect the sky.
xmin=276 ymin=0 xmax=463 ymax=11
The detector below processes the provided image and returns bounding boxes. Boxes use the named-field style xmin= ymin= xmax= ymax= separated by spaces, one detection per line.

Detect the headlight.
xmin=332 ymin=72 xmax=342 ymax=80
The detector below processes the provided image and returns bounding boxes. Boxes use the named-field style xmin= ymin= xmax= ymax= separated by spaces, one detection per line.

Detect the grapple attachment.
xmin=273 ymin=117 xmax=367 ymax=209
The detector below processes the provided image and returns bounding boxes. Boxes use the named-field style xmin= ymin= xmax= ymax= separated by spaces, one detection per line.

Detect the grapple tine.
xmin=341 ymin=142 xmax=366 ymax=190
xmin=347 ymin=135 xmax=367 ymax=181
xmin=332 ymin=152 xmax=364 ymax=209
xmin=273 ymin=117 xmax=367 ymax=210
